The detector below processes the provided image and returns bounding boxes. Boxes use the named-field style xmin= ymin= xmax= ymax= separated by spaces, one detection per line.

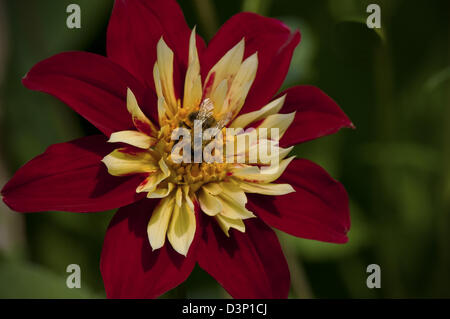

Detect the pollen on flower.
xmin=101 ymin=30 xmax=296 ymax=256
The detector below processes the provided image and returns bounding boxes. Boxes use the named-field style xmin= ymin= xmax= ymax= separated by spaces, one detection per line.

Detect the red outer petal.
xmin=247 ymin=159 xmax=350 ymax=243
xmin=22 ymin=51 xmax=147 ymax=136
xmin=100 ymin=199 xmax=198 ymax=299
xmin=1 ymin=135 xmax=144 ymax=213
xmin=107 ymin=0 xmax=205 ymax=91
xmin=279 ymin=86 xmax=354 ymax=147
xmin=202 ymin=12 xmax=300 ymax=112
xmin=197 ymin=217 xmax=290 ymax=299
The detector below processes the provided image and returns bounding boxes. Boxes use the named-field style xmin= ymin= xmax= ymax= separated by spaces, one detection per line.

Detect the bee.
xmin=187 ymin=98 xmax=216 ymax=129
xmin=187 ymin=98 xmax=231 ymax=131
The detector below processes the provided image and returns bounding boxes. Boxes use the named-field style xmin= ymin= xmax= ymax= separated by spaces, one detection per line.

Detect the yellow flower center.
xmin=156 ymin=101 xmax=232 ymax=188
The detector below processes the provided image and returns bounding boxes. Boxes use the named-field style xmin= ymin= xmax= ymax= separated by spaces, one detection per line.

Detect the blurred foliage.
xmin=0 ymin=261 xmax=98 ymax=298
xmin=0 ymin=0 xmax=449 ymax=298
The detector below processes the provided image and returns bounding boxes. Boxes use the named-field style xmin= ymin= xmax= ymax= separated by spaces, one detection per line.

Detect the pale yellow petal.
xmin=157 ymin=96 xmax=168 ymax=123
xmin=202 ymin=182 xmax=222 ymax=195
xmin=231 ymin=156 xmax=295 ymax=183
xmin=258 ymin=112 xmax=296 ymax=139
xmin=238 ymin=180 xmax=295 ymax=196
xmin=279 ymin=146 xmax=294 ymax=160
xmin=156 ymin=38 xmax=177 ymax=111
xmin=183 ymin=28 xmax=202 ymax=110
xmin=153 ymin=63 xmax=163 ymax=100
xmin=248 ymin=139 xmax=293 ymax=164
xmin=199 ymin=188 xmax=222 ymax=216
xmin=230 ymin=95 xmax=286 ymax=129
xmin=147 ymin=195 xmax=175 ymax=251
xmin=138 ymin=173 xmax=165 ymax=193
xmin=220 ymin=182 xmax=247 ymax=206
xmin=158 ymin=157 xmax=170 ymax=176
xmin=224 ymin=129 xmax=258 ymax=163
xmin=175 ymin=187 xmax=183 ymax=207
xmin=127 ymin=88 xmax=157 ymax=135
xmin=154 ymin=65 xmax=174 ymax=120
xmin=204 ymin=38 xmax=244 ymax=97
xmin=216 ymin=193 xmax=254 ymax=220
xmin=167 ymin=199 xmax=196 ymax=256
xmin=210 ymin=79 xmax=228 ymax=115
xmin=215 ymin=214 xmax=245 ymax=237
xmin=102 ymin=148 xmax=157 ymax=176
xmin=183 ymin=185 xmax=195 ymax=211
xmin=137 ymin=158 xmax=171 ymax=193
xmin=229 ymin=164 xmax=260 ymax=176
xmin=147 ymin=182 xmax=175 ymax=199
xmin=223 ymin=53 xmax=258 ymax=118
xmin=108 ymin=130 xmax=156 ymax=149
xmin=227 ymin=134 xmax=282 ymax=164
xmin=249 ymin=138 xmax=276 ymax=164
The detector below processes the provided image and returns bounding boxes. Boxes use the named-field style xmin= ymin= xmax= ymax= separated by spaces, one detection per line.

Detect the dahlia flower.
xmin=1 ymin=0 xmax=353 ymax=298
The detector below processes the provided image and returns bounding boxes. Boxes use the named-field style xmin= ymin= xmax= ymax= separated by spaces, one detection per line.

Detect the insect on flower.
xmin=1 ymin=0 xmax=354 ymax=298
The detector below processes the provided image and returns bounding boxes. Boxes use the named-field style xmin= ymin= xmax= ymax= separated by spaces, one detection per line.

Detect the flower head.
xmin=1 ymin=0 xmax=353 ymax=298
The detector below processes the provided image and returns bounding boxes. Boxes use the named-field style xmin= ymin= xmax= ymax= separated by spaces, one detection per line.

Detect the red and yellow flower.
xmin=1 ymin=0 xmax=353 ymax=298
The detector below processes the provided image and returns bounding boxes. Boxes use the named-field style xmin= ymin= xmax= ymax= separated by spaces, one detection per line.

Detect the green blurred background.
xmin=0 ymin=0 xmax=449 ymax=298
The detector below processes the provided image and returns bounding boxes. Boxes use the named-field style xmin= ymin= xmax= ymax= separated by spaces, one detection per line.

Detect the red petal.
xmin=100 ymin=199 xmax=197 ymax=299
xmin=247 ymin=159 xmax=350 ymax=243
xmin=202 ymin=12 xmax=300 ymax=112
xmin=1 ymin=135 xmax=144 ymax=213
xmin=107 ymin=0 xmax=205 ymax=90
xmin=22 ymin=51 xmax=147 ymax=136
xmin=279 ymin=86 xmax=354 ymax=147
xmin=197 ymin=217 xmax=290 ymax=299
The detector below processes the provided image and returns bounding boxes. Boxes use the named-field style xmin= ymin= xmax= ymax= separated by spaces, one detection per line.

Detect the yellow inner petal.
xmin=258 ymin=112 xmax=296 ymax=139
xmin=230 ymin=95 xmax=286 ymax=129
xmin=167 ymin=188 xmax=196 ymax=256
xmin=183 ymin=28 xmax=202 ymax=111
xmin=137 ymin=158 xmax=171 ymax=194
xmin=147 ymin=195 xmax=175 ymax=251
xmin=215 ymin=214 xmax=245 ymax=237
xmin=102 ymin=148 xmax=158 ymax=176
xmin=127 ymin=88 xmax=157 ymax=135
xmin=223 ymin=52 xmax=258 ymax=119
xmin=231 ymin=156 xmax=296 ymax=183
xmin=154 ymin=38 xmax=178 ymax=115
xmin=204 ymin=38 xmax=245 ymax=101
xmin=238 ymin=180 xmax=295 ymax=196
xmin=147 ymin=182 xmax=175 ymax=199
xmin=108 ymin=130 xmax=156 ymax=149
xmin=216 ymin=192 xmax=254 ymax=220
xmin=198 ymin=187 xmax=222 ymax=216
